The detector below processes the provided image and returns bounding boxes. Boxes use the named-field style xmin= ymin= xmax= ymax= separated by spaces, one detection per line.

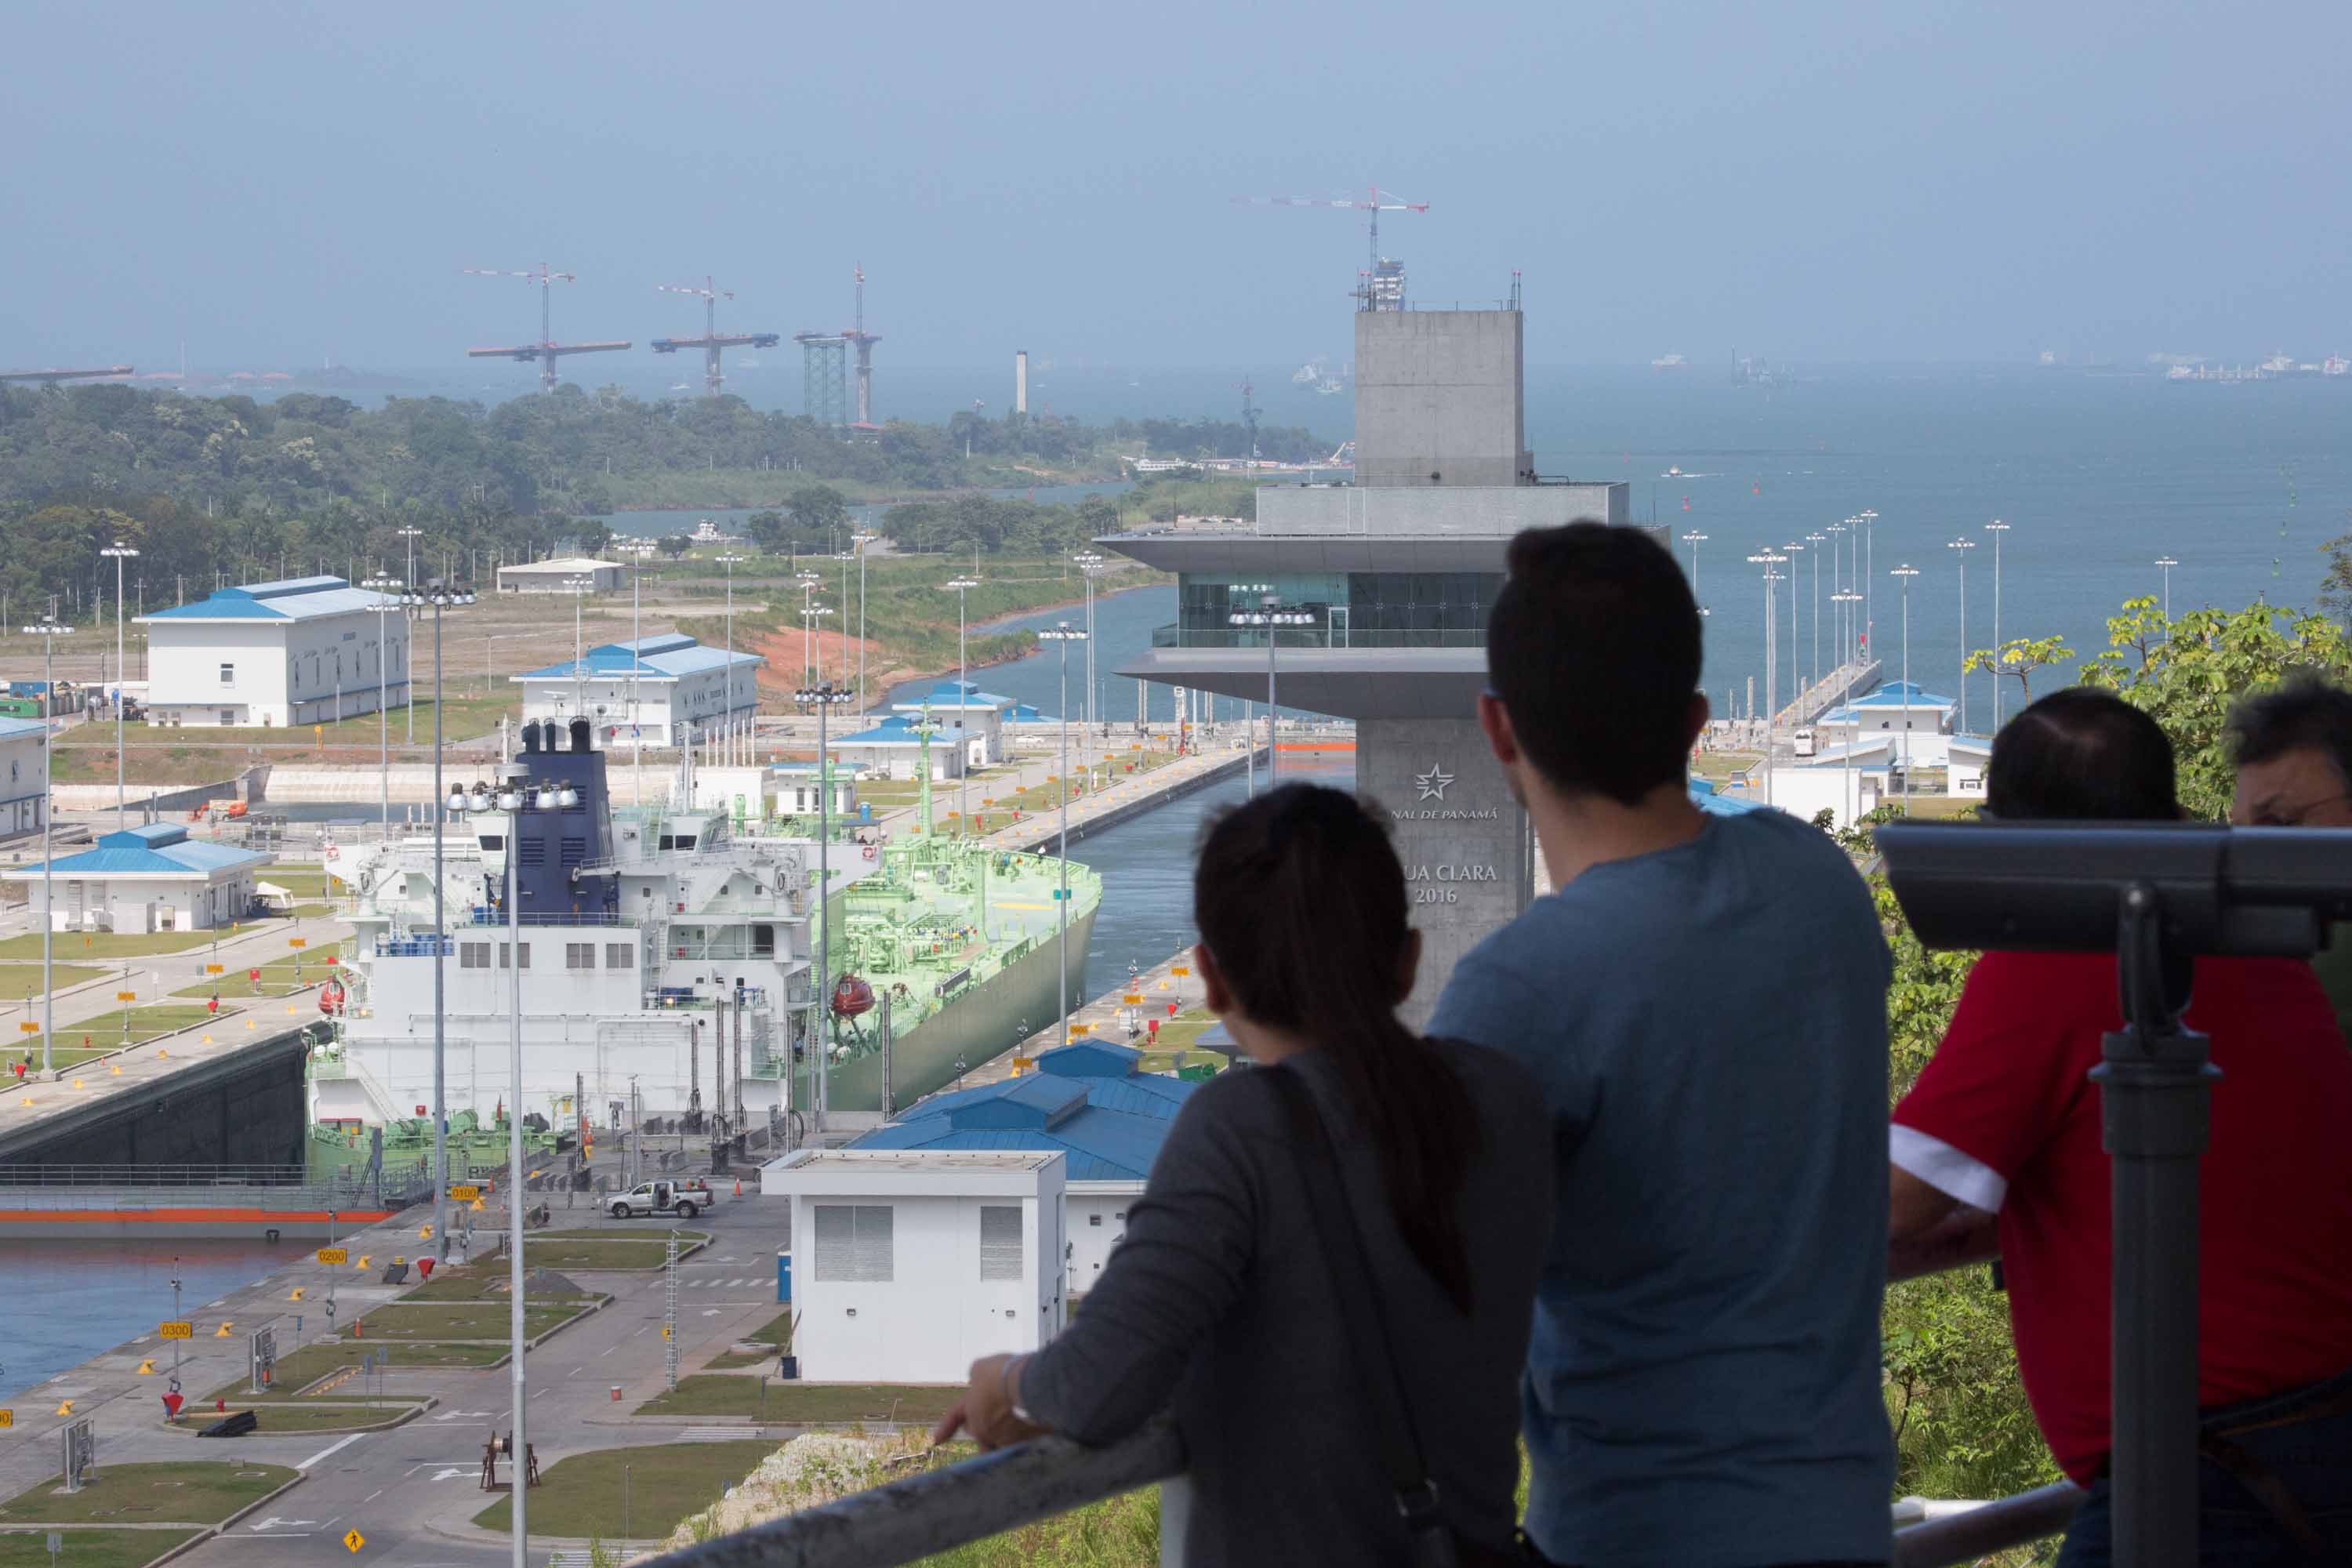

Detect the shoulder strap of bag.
xmin=1264 ymin=1064 xmax=1456 ymax=1559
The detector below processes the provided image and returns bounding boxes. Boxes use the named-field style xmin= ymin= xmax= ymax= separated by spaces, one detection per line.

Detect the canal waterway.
xmin=4 ymin=1238 xmax=295 ymax=1403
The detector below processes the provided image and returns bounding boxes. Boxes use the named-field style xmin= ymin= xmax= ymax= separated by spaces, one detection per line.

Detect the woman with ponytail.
xmin=934 ymin=783 xmax=1553 ymax=1566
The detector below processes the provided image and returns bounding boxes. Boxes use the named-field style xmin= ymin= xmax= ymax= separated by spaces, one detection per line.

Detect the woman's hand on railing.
xmin=933 ymin=1352 xmax=1047 ymax=1450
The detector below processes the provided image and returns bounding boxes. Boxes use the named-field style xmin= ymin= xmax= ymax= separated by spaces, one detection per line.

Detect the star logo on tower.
xmin=1415 ymin=764 xmax=1454 ymax=801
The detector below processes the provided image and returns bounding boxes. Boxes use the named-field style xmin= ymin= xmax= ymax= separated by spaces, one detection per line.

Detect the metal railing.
xmin=634 ymin=1422 xmax=2082 ymax=1568
xmin=1150 ymin=622 xmax=1486 ymax=651
xmin=0 ymin=1162 xmax=312 ymax=1188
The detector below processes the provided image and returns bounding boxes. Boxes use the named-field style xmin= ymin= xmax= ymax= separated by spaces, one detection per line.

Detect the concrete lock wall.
xmin=1357 ymin=715 xmax=1536 ymax=1029
xmin=0 ymin=1030 xmax=310 ymax=1167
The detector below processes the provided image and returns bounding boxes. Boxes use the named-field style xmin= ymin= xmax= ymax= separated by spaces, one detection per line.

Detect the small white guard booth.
xmin=761 ymin=1149 xmax=1068 ymax=1384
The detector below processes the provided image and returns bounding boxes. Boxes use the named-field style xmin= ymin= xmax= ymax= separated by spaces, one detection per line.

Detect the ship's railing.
xmin=373 ymin=936 xmax=454 ymax=958
xmin=0 ymin=1162 xmax=312 ymax=1188
xmin=632 ymin=1421 xmax=2082 ymax=1568
xmin=452 ymin=908 xmax=631 ymax=927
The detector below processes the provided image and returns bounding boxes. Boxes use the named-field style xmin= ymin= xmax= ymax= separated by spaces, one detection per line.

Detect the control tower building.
xmin=1101 ymin=283 xmax=1628 ymax=1021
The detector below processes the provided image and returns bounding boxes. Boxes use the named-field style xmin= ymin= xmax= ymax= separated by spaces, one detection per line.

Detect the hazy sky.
xmin=5 ymin=0 xmax=2345 ymax=372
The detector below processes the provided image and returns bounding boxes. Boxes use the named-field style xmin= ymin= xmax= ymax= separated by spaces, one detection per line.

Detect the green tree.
xmin=785 ymin=485 xmax=851 ymax=544
xmin=658 ymin=534 xmax=691 ymax=560
xmin=2077 ymin=596 xmax=2352 ymax=818
xmin=1963 ymin=633 xmax=2074 ymax=708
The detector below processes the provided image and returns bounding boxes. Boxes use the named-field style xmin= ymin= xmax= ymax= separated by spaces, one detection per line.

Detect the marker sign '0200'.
xmin=317 ymin=1247 xmax=348 ymax=1265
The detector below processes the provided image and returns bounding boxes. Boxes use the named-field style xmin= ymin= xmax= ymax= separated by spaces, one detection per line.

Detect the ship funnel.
xmin=570 ymin=717 xmax=592 ymax=754
xmin=521 ymin=721 xmax=542 ymax=754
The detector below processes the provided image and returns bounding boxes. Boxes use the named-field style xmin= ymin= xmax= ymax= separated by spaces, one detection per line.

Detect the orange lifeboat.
xmin=830 ymin=975 xmax=876 ymax=1019
xmin=319 ymin=978 xmax=347 ymax=1015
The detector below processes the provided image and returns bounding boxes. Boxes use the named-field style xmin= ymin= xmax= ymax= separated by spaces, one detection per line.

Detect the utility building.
xmin=0 ymin=715 xmax=49 ymax=844
xmin=509 ymin=633 xmax=761 ymax=745
xmin=761 ymin=1149 xmax=1068 ymax=1385
xmin=139 ymin=576 xmax=408 ymax=729
xmin=1103 ymin=283 xmax=1628 ymax=1022
xmin=13 ymin=822 xmax=273 ymax=933
xmin=495 ymin=557 xmax=633 ymax=594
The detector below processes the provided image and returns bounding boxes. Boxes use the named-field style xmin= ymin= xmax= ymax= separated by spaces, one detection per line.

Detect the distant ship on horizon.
xmin=1651 ymin=353 xmax=1687 ymax=369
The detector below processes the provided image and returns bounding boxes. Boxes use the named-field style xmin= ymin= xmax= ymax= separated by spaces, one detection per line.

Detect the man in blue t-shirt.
xmin=1430 ymin=523 xmax=1894 ymax=1568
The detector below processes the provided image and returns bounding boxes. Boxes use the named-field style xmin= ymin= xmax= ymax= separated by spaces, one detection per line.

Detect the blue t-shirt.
xmin=1430 ymin=808 xmax=1895 ymax=1568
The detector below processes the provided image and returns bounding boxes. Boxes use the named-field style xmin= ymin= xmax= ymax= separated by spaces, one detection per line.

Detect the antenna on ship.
xmin=910 ymin=703 xmax=939 ymax=839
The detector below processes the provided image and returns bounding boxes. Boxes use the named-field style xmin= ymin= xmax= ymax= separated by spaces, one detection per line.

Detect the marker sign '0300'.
xmin=317 ymin=1247 xmax=348 ymax=1265
xmin=158 ymin=1322 xmax=194 ymax=1339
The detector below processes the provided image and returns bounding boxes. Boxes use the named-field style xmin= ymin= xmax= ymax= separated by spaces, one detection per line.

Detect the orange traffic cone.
xmin=733 ymin=1178 xmax=742 ymax=1197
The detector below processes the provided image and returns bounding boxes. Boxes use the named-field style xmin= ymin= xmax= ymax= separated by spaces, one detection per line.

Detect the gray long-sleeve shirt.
xmin=1017 ymin=1042 xmax=1552 ymax=1567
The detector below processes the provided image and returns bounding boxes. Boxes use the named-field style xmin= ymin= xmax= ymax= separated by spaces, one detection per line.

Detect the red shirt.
xmin=1893 ymin=952 xmax=2352 ymax=1483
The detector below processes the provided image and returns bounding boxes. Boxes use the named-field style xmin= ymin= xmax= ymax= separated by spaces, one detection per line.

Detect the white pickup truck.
xmin=605 ymin=1179 xmax=710 ymax=1219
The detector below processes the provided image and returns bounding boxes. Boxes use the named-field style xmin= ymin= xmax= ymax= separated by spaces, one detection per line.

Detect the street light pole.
xmin=1036 ymin=623 xmax=1087 ymax=1051
xmin=795 ymin=678 xmax=853 ymax=1119
xmin=1859 ymin=509 xmax=1879 ymax=662
xmin=2154 ymin=555 xmax=2178 ymax=621
xmin=1745 ymin=552 xmax=1786 ymax=735
xmin=1947 ymin=539 xmax=1975 ymax=734
xmin=397 ymin=528 xmax=423 ymax=744
xmin=24 ymin=611 xmax=69 ymax=1073
xmin=1826 ymin=522 xmax=1849 ymax=670
xmin=363 ymin=576 xmax=403 ymax=838
xmin=425 ymin=582 xmax=473 ymax=1261
xmin=100 ymin=543 xmax=138 ymax=829
xmin=1831 ymin=590 xmax=1864 ymax=822
xmin=1984 ymin=519 xmax=2010 ymax=729
xmin=1680 ymin=531 xmax=1708 ymax=615
xmin=716 ymin=554 xmax=746 ymax=757
xmin=942 ymin=577 xmax=978 ymax=833
xmin=1892 ymin=564 xmax=1920 ymax=811
xmin=1781 ymin=540 xmax=1805 ymax=713
xmin=851 ymin=532 xmax=879 ymax=713
xmin=1805 ymin=532 xmax=1827 ymax=693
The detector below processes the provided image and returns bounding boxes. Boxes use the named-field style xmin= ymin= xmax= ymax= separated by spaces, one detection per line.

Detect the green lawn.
xmin=0 ymin=1530 xmax=207 ymax=1568
xmin=0 ymin=1461 xmax=296 ymax=1526
xmin=633 ymin=1377 xmax=960 ymax=1423
xmin=12 ymin=1005 xmax=217 ymax=1062
xmin=164 ymin=1402 xmax=415 ymax=1435
xmin=57 ymin=697 xmax=515 ymax=750
xmin=0 ymin=929 xmax=225 ymax=961
xmin=470 ymin=1440 xmax=782 ymax=1541
xmin=336 ymin=1301 xmax=590 ymax=1341
xmin=523 ymin=1237 xmax=685 ymax=1271
xmin=0 ymin=964 xmax=103 ymax=1000
xmin=204 ymin=1338 xmax=506 ymax=1399
xmin=915 ymin=1486 xmax=1161 ymax=1567
xmin=170 ymin=945 xmax=353 ymax=1000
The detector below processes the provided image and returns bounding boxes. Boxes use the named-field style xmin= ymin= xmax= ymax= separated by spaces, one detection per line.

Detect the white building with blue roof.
xmin=1814 ymin=679 xmax=1956 ymax=739
xmin=892 ymin=681 xmax=1018 ymax=769
xmin=138 ymin=576 xmax=408 ymax=729
xmin=508 ymin=633 xmax=762 ymax=745
xmin=13 ymin=822 xmax=274 ymax=932
xmin=0 ymin=714 xmax=49 ymax=844
xmin=841 ymin=1039 xmax=1206 ymax=1298
xmin=833 ymin=714 xmax=972 ymax=781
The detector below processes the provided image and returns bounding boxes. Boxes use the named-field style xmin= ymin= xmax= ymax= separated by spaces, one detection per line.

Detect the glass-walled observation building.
xmin=1102 ymin=297 xmax=1631 ymax=1023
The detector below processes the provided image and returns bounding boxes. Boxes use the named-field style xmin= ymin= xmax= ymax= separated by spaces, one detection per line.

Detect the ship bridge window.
xmin=753 ymin=924 xmax=774 ymax=956
xmin=565 ymin=942 xmax=596 ymax=970
xmin=477 ymin=834 xmax=504 ymax=851
xmin=460 ymin=942 xmax=490 ymax=969
xmin=606 ymin=942 xmax=634 ymax=969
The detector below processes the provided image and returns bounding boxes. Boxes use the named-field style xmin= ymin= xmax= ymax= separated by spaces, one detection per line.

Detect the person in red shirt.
xmin=1889 ymin=688 xmax=2352 ymax=1566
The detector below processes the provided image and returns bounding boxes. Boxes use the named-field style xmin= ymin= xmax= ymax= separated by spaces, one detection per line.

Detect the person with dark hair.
xmin=933 ymin=782 xmax=1552 ymax=1566
xmin=2229 ymin=676 xmax=2352 ymax=1043
xmin=1431 ymin=521 xmax=1896 ymax=1568
xmin=1891 ymin=687 xmax=2352 ymax=1566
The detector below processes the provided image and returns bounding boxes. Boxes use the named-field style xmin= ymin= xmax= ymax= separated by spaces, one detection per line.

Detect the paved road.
xmin=1 ymin=1196 xmax=798 ymax=1567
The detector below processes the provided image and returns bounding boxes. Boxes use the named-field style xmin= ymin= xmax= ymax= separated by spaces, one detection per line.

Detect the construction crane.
xmin=846 ymin=264 xmax=880 ymax=429
xmin=652 ymin=276 xmax=780 ymax=398
xmin=0 ymin=365 xmax=133 ymax=387
xmin=463 ymin=263 xmax=630 ymax=392
xmin=1231 ymin=186 xmax=1427 ymax=310
xmin=1237 ymin=379 xmax=1259 ymax=460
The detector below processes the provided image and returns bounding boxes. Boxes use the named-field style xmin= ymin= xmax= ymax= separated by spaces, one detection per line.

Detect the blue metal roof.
xmin=1687 ymin=778 xmax=1770 ymax=816
xmin=16 ymin=822 xmax=270 ymax=879
xmin=835 ymin=717 xmax=971 ymax=746
xmin=1036 ymin=1040 xmax=1142 ymax=1078
xmin=0 ymin=716 xmax=45 ymax=741
xmin=853 ymin=1054 xmax=1206 ymax=1180
xmin=1825 ymin=681 xmax=1955 ymax=714
xmin=895 ymin=681 xmax=1016 ymax=713
xmin=513 ymin=637 xmax=760 ymax=682
xmin=141 ymin=576 xmax=397 ymax=622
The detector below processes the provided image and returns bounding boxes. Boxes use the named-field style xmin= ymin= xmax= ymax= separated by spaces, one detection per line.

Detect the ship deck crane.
xmin=1231 ymin=185 xmax=1428 ymax=310
xmin=652 ymin=276 xmax=780 ymax=397
xmin=463 ymin=263 xmax=630 ymax=392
